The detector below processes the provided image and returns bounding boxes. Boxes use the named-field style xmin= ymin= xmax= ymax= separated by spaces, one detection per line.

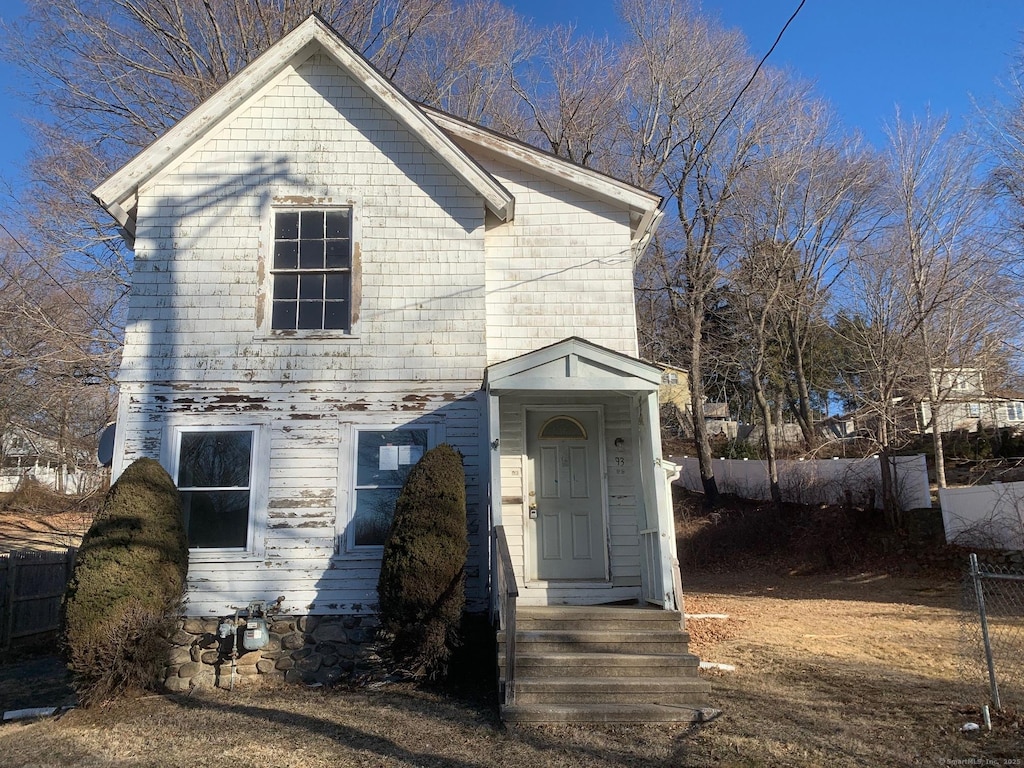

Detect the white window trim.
xmin=335 ymin=421 xmax=445 ymax=558
xmin=162 ymin=422 xmax=269 ymax=561
xmin=256 ymin=195 xmax=362 ymax=340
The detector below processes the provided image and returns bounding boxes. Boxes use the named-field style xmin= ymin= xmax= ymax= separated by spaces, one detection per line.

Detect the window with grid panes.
xmin=271 ymin=209 xmax=352 ymax=332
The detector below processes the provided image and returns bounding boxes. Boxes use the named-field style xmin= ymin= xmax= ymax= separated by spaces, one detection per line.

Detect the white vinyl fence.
xmin=671 ymin=454 xmax=932 ymax=510
xmin=0 ymin=465 xmax=105 ymax=495
xmin=939 ymin=483 xmax=1024 ymax=550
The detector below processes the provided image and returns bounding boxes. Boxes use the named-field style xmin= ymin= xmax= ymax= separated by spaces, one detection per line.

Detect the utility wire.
xmin=664 ymin=0 xmax=807 ymax=208
xmin=0 ymin=220 xmax=119 ymax=342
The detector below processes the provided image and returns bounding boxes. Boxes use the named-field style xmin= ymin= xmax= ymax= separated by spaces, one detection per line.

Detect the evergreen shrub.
xmin=62 ymin=457 xmax=188 ymax=706
xmin=377 ymin=443 xmax=468 ymax=679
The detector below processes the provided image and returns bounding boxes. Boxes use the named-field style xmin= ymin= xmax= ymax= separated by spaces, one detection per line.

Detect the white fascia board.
xmin=423 ymin=106 xmax=661 ymax=240
xmin=486 ymin=337 xmax=662 ymax=392
xmin=92 ymin=15 xmax=514 ymax=225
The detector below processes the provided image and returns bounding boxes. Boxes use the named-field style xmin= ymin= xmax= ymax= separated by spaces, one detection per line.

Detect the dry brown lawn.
xmin=1 ymin=565 xmax=1021 ymax=767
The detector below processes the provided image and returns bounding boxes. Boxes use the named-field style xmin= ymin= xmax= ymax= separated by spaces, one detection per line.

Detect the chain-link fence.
xmin=960 ymin=553 xmax=1024 ymax=710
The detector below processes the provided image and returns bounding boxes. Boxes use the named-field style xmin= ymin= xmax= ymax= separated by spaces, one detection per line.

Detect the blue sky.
xmin=0 ymin=0 xmax=1022 ymax=187
xmin=509 ymin=0 xmax=1024 ymax=148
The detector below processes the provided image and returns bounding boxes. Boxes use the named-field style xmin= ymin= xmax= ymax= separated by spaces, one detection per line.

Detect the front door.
xmin=526 ymin=408 xmax=607 ymax=580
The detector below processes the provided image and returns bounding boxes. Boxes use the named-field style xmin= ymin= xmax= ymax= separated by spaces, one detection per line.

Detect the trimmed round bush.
xmin=62 ymin=457 xmax=188 ymax=706
xmin=377 ymin=444 xmax=468 ymax=679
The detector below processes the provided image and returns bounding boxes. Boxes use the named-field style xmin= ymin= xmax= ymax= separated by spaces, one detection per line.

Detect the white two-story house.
xmin=93 ymin=15 xmax=708 ymax=721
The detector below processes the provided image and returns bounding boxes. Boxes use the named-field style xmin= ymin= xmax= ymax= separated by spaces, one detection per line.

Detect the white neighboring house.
xmin=0 ymin=424 xmax=104 ymax=495
xmin=92 ymin=16 xmax=679 ymax=624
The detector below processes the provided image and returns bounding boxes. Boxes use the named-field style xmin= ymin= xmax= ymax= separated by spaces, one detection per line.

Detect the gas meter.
xmin=242 ymin=601 xmax=269 ymax=651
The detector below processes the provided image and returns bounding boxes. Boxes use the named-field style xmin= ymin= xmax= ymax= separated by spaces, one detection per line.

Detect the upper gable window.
xmin=271 ymin=209 xmax=352 ymax=332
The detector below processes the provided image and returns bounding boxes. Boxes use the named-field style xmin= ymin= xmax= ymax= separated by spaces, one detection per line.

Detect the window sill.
xmin=188 ymin=550 xmax=265 ymax=564
xmin=256 ymin=330 xmax=359 ymax=342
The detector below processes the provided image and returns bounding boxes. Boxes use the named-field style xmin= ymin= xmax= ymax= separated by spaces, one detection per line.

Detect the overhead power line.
xmin=665 ymin=0 xmax=808 ymax=208
xmin=0 ymin=220 xmax=119 ymax=342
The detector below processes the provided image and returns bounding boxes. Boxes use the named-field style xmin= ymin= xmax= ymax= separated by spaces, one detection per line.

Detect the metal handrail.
xmin=494 ymin=525 xmax=518 ymax=706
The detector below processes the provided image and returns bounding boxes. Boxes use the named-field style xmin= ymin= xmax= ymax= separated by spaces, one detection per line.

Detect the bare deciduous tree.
xmin=883 ymin=111 xmax=995 ymax=489
xmin=622 ymin=0 xmax=792 ymax=504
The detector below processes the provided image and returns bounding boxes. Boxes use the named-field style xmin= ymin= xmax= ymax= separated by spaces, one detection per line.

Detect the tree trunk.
xmin=751 ymin=371 xmax=782 ymax=507
xmin=689 ymin=314 xmax=720 ymax=508
xmin=788 ymin=325 xmax=817 ymax=448
xmin=930 ymin=399 xmax=947 ymax=489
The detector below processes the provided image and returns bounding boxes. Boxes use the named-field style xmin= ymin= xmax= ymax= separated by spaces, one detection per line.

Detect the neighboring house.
xmin=911 ymin=368 xmax=1024 ymax=434
xmin=656 ymin=368 xmax=741 ymax=439
xmin=93 ymin=16 xmax=706 ymax=717
xmin=658 ymin=366 xmax=691 ymax=413
xmin=0 ymin=424 xmax=104 ymax=495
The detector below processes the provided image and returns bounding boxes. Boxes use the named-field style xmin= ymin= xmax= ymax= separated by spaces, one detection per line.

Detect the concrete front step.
xmin=516 ymin=606 xmax=685 ymax=633
xmin=502 ymin=651 xmax=702 ymax=678
xmin=512 ymin=676 xmax=712 ymax=705
xmin=496 ymin=605 xmax=713 ymax=723
xmin=501 ymin=701 xmax=717 ymax=724
xmin=500 ymin=629 xmax=692 ymax=655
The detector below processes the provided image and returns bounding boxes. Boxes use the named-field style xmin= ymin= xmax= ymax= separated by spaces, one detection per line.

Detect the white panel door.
xmin=526 ymin=409 xmax=606 ymax=580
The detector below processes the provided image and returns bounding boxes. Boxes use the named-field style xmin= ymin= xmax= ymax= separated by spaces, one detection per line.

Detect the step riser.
xmin=512 ymin=681 xmax=711 ymax=703
xmin=514 ymin=693 xmax=710 ymax=705
xmin=501 ymin=630 xmax=692 ymax=642
xmin=517 ymin=608 xmax=683 ymax=620
xmin=505 ymin=671 xmax=698 ymax=680
xmin=501 ymin=705 xmax=710 ymax=724
xmin=502 ymin=641 xmax=691 ymax=654
xmin=516 ymin=619 xmax=685 ymax=632
xmin=500 ymin=666 xmax=701 ymax=679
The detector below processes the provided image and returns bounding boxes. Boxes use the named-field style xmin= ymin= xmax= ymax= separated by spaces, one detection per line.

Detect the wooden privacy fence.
xmin=0 ymin=548 xmax=76 ymax=649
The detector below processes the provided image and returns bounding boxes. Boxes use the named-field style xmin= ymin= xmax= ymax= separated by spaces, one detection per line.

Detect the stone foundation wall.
xmin=164 ymin=614 xmax=380 ymax=692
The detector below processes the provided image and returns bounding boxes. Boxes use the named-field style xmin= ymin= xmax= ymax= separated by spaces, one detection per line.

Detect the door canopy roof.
xmin=485 ymin=337 xmax=661 ymax=394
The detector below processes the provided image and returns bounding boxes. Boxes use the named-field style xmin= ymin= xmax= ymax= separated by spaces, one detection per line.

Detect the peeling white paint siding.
xmin=118 ymin=53 xmax=491 ymax=616
xmin=122 ymin=53 xmax=487 ymax=385
xmin=480 ymin=155 xmax=640 ymax=364
xmin=119 ymin=384 xmax=486 ymax=615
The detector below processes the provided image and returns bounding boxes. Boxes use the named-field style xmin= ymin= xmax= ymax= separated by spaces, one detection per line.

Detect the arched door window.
xmin=538 ymin=415 xmax=587 ymax=440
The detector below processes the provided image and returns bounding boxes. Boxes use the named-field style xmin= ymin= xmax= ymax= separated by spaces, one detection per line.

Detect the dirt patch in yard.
xmin=0 ymin=483 xmax=99 ymax=552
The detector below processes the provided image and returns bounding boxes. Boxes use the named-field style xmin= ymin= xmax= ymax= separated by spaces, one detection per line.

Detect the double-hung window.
xmin=348 ymin=427 xmax=432 ymax=549
xmin=271 ymin=209 xmax=352 ymax=332
xmin=1007 ymin=402 xmax=1024 ymax=422
xmin=173 ymin=427 xmax=258 ymax=551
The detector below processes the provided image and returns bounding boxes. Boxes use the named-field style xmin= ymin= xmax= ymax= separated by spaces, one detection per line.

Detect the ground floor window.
xmin=349 ymin=427 xmax=431 ymax=549
xmin=172 ymin=427 xmax=257 ymax=550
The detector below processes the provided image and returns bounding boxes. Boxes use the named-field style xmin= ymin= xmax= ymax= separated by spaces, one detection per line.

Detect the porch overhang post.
xmin=486 ymin=386 xmax=503 ymax=620
xmin=641 ymin=389 xmax=680 ymax=611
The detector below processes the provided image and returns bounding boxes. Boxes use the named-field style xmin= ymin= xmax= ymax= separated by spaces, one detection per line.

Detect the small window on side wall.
xmin=174 ymin=428 xmax=257 ymax=550
xmin=271 ymin=209 xmax=352 ymax=332
xmin=349 ymin=427 xmax=431 ymax=549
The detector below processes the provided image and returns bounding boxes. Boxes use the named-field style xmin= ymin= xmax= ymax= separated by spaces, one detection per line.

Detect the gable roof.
xmin=485 ymin=336 xmax=662 ymax=393
xmin=92 ymin=14 xmax=515 ymax=242
xmin=422 ymin=106 xmax=663 ymax=250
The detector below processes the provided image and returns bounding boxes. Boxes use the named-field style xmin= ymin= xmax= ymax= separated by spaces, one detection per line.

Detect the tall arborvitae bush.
xmin=377 ymin=444 xmax=468 ymax=679
xmin=62 ymin=457 xmax=188 ymax=706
